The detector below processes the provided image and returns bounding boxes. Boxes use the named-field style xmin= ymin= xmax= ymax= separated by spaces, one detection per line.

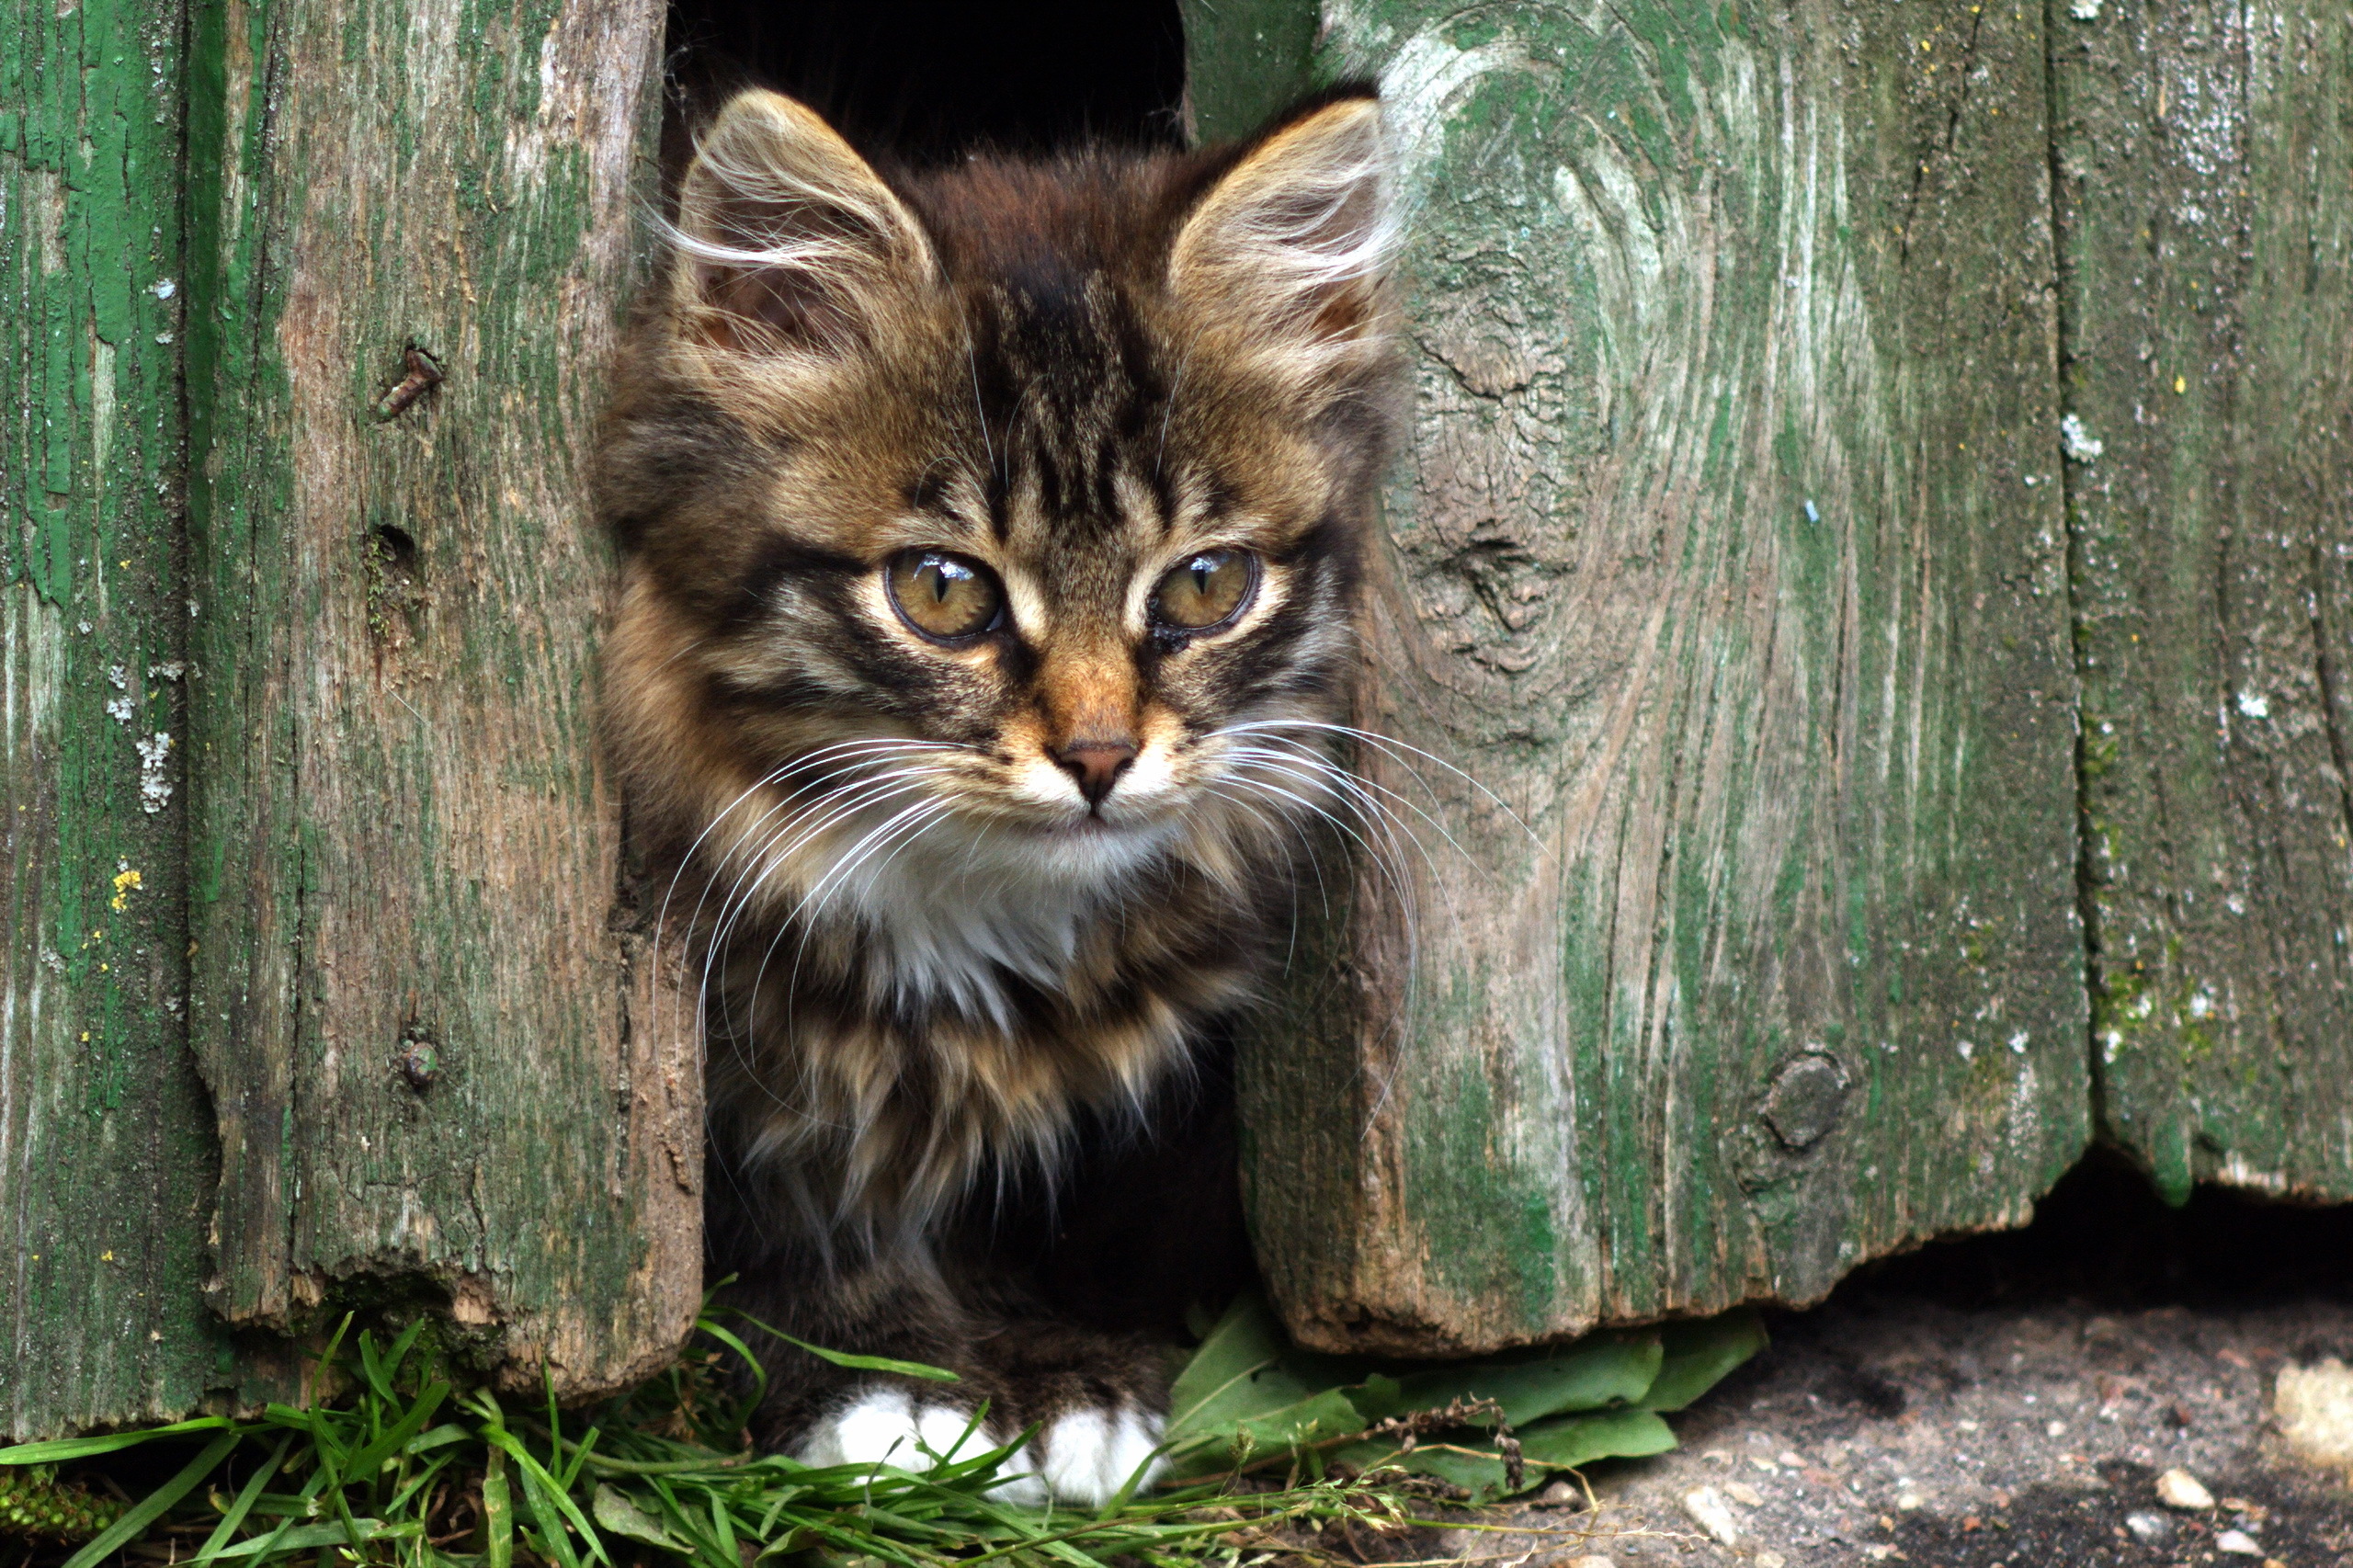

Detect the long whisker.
xmin=658 ymin=737 xmax=972 ymax=1049
xmin=1210 ymin=733 xmax=1455 ymax=1119
xmin=1211 ymin=718 xmax=1541 ymax=847
xmin=1220 ymin=743 xmax=1472 ymax=905
xmin=701 ymin=767 xmax=955 ymax=1052
xmin=1220 ymin=753 xmax=1443 ymax=989
xmin=1200 ymin=782 xmax=1331 ymax=977
xmin=739 ymin=787 xmax=959 ymax=1048
xmin=1221 ymin=739 xmax=1487 ymax=877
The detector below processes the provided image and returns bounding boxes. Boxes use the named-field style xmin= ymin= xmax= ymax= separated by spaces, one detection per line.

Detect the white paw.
xmin=1000 ymin=1406 xmax=1165 ymax=1506
xmin=795 ymin=1386 xmax=989 ymax=1471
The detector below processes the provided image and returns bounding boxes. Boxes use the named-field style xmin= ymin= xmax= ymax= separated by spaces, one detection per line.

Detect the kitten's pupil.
xmin=1152 ymin=549 xmax=1254 ymax=631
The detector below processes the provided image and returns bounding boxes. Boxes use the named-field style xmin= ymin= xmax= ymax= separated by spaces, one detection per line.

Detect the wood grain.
xmin=183 ymin=0 xmax=696 ymax=1395
xmin=1202 ymin=0 xmax=2092 ymax=1353
xmin=0 ymin=0 xmax=241 ymax=1437
xmin=2055 ymin=0 xmax=2353 ymax=1204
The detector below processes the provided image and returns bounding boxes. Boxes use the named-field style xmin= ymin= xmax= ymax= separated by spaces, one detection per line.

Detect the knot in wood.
xmin=1760 ymin=1052 xmax=1848 ymax=1151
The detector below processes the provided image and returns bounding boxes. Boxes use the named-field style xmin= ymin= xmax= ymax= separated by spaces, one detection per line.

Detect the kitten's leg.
xmin=943 ymin=1065 xmax=1245 ymax=1505
xmin=965 ymin=1312 xmax=1172 ymax=1506
xmin=733 ymin=1255 xmax=1169 ymax=1502
xmin=728 ymin=1252 xmax=1162 ymax=1503
xmin=722 ymin=1242 xmax=1005 ymax=1472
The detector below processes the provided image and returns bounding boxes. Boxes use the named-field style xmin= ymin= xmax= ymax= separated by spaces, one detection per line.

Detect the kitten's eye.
xmin=1151 ymin=550 xmax=1256 ymax=632
xmin=887 ymin=551 xmax=1004 ymax=641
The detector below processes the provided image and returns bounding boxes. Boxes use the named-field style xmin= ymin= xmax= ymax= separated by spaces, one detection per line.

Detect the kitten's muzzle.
xmin=1054 ymin=735 xmax=1138 ymax=808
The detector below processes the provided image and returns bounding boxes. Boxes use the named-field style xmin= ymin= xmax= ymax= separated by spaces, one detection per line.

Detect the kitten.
xmin=597 ymin=85 xmax=1398 ymax=1504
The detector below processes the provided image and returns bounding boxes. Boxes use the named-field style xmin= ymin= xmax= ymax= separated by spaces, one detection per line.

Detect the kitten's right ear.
xmin=670 ymin=90 xmax=935 ymax=357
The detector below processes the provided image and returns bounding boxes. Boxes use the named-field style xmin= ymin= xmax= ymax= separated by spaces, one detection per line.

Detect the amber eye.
xmin=1151 ymin=549 xmax=1256 ymax=632
xmin=886 ymin=551 xmax=1004 ymax=641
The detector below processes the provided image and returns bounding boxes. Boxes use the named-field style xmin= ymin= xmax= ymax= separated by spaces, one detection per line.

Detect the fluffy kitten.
xmin=598 ymin=85 xmax=1398 ymax=1503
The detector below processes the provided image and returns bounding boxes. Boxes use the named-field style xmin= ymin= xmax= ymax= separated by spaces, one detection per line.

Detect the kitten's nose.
xmin=1055 ymin=737 xmax=1138 ymax=807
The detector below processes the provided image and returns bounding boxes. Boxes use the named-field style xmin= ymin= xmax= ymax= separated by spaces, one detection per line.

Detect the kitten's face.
xmin=602 ymin=90 xmax=1396 ymax=903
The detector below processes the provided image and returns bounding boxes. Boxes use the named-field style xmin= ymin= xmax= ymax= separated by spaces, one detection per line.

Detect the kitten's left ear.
xmin=1168 ymin=91 xmax=1398 ymax=388
xmin=670 ymin=89 xmax=936 ymax=358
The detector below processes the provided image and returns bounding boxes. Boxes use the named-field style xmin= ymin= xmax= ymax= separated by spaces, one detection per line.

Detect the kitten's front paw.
xmin=793 ymin=1385 xmax=1165 ymax=1507
xmin=992 ymin=1405 xmax=1165 ymax=1507
xmin=794 ymin=1386 xmax=989 ymax=1471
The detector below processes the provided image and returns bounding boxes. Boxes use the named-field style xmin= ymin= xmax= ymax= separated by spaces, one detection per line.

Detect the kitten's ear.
xmin=1168 ymin=92 xmax=1397 ymax=387
xmin=670 ymin=90 xmax=934 ymax=356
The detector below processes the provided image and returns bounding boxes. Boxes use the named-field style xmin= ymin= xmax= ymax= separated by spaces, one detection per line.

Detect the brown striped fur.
xmin=598 ymin=85 xmax=1398 ymax=1498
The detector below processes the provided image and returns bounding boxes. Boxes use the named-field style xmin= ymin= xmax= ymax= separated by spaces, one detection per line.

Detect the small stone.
xmin=1536 ymin=1480 xmax=1575 ymax=1505
xmin=2155 ymin=1467 xmax=2214 ymax=1510
xmin=2123 ymin=1509 xmax=2175 ymax=1544
xmin=1861 ymin=1549 xmax=1896 ymax=1562
xmin=1894 ymin=1491 xmax=1926 ymax=1511
xmin=1755 ymin=1555 xmax=1786 ymax=1568
xmin=1776 ymin=1450 xmax=1805 ymax=1468
xmin=2215 ymin=1528 xmax=2265 ymax=1556
xmin=1563 ymin=1558 xmax=1616 ymax=1568
xmin=2276 ymin=1358 xmax=2353 ymax=1476
xmin=1681 ymin=1487 xmax=1741 ymax=1546
xmin=2045 ymin=1419 xmax=2065 ymax=1437
xmin=1725 ymin=1482 xmax=1765 ymax=1506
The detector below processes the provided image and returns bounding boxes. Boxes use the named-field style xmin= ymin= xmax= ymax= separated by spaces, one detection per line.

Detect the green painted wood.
xmin=183 ymin=0 xmax=697 ymax=1395
xmin=1182 ymin=0 xmax=1320 ymax=143
xmin=0 ymin=0 xmax=237 ymax=1437
xmin=1195 ymin=0 xmax=2092 ymax=1354
xmin=2055 ymin=1 xmax=2353 ymax=1205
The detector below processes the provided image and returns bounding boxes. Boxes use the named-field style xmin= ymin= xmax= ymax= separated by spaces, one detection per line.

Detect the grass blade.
xmin=191 ymin=1431 xmax=293 ymax=1568
xmin=483 ymin=1446 xmax=514 ymax=1568
xmin=62 ymin=1429 xmax=240 ymax=1568
xmin=0 ymin=1417 xmax=234 ymax=1465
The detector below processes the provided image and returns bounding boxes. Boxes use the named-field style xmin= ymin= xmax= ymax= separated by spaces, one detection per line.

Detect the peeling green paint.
xmin=1 ymin=0 xmax=229 ymax=1439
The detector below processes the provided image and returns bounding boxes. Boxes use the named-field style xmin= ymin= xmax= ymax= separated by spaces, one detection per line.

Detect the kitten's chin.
xmin=1008 ymin=809 xmax=1182 ymax=877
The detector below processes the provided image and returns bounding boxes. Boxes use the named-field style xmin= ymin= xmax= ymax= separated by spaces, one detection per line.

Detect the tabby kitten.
xmin=598 ymin=85 xmax=1398 ymax=1503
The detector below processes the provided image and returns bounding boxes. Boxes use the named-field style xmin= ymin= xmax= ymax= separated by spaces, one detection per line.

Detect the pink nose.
xmin=1055 ymin=737 xmax=1138 ymax=807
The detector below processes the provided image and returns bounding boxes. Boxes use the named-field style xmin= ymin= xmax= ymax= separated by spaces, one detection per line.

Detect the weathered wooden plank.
xmin=1198 ymin=0 xmax=2090 ymax=1353
xmin=2056 ymin=1 xmax=2353 ymax=1204
xmin=1180 ymin=0 xmax=1320 ymax=143
xmin=184 ymin=0 xmax=697 ymax=1394
xmin=0 ymin=0 xmax=236 ymax=1436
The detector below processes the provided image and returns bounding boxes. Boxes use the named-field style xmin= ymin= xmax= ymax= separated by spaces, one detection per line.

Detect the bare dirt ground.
xmin=1404 ymin=1156 xmax=2353 ymax=1568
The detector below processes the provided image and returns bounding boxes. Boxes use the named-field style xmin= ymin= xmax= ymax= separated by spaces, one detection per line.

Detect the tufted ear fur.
xmin=669 ymin=90 xmax=936 ymax=357
xmin=1168 ymin=92 xmax=1397 ymax=390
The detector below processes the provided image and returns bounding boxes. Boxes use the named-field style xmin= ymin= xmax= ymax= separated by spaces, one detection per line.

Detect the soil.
xmin=1403 ymin=1154 xmax=2353 ymax=1568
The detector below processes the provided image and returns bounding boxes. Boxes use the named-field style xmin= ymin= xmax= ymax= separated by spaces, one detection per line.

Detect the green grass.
xmin=0 ymin=1299 xmax=1763 ymax=1568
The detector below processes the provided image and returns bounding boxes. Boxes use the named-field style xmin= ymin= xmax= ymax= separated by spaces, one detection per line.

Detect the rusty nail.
xmin=373 ymin=347 xmax=443 ymax=421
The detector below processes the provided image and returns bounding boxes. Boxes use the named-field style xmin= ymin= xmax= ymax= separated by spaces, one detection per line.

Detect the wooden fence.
xmin=2 ymin=0 xmax=2346 ymax=1438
